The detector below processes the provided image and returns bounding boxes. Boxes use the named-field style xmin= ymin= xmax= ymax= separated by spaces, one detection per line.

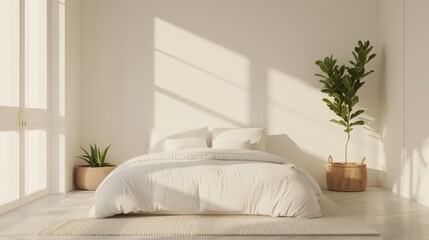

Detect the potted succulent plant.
xmin=75 ymin=144 xmax=115 ymax=190
xmin=315 ymin=40 xmax=376 ymax=192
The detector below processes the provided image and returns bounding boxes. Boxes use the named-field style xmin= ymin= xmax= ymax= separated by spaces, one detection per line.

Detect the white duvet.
xmin=90 ymin=149 xmax=322 ymax=219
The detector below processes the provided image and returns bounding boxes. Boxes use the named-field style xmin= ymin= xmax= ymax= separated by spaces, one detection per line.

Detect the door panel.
xmin=0 ymin=0 xmax=49 ymax=214
xmin=0 ymin=130 xmax=20 ymax=205
xmin=0 ymin=0 xmax=21 ymax=210
xmin=25 ymin=108 xmax=48 ymax=127
xmin=0 ymin=107 xmax=20 ymax=127
xmin=24 ymin=129 xmax=47 ymax=196
xmin=24 ymin=0 xmax=48 ymax=110
xmin=0 ymin=0 xmax=20 ymax=108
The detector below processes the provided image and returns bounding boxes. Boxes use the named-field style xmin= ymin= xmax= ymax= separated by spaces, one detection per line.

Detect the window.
xmin=0 ymin=0 xmax=49 ymax=214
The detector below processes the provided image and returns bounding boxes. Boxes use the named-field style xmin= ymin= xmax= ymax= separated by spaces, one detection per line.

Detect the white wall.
xmin=49 ymin=0 xmax=80 ymax=193
xmin=379 ymin=0 xmax=429 ymax=207
xmin=49 ymin=0 xmax=62 ymax=193
xmin=79 ymin=0 xmax=384 ymax=188
xmin=378 ymin=0 xmax=404 ymax=190
xmin=403 ymin=0 xmax=429 ymax=206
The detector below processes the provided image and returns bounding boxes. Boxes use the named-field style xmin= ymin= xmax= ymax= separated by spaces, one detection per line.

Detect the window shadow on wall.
xmin=80 ymin=0 xmax=384 ymax=188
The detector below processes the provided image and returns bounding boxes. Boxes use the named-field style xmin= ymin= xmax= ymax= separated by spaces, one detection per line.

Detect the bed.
xmin=90 ymin=128 xmax=322 ymax=219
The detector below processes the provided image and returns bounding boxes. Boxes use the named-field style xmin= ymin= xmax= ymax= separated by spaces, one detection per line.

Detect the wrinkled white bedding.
xmin=90 ymin=149 xmax=322 ymax=219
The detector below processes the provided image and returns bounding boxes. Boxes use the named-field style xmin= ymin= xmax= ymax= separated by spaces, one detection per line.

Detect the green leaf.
xmin=97 ymin=148 xmax=102 ymax=166
xmin=323 ymin=98 xmax=338 ymax=112
xmin=330 ymin=119 xmax=347 ymax=127
xmin=344 ymin=128 xmax=354 ymax=133
xmin=347 ymin=86 xmax=355 ymax=97
xmin=79 ymin=146 xmax=90 ymax=157
xmin=351 ymin=120 xmax=365 ymax=127
xmin=77 ymin=156 xmax=91 ymax=165
xmin=351 ymin=109 xmax=364 ymax=119
xmin=338 ymin=65 xmax=345 ymax=76
xmin=77 ymin=144 xmax=112 ymax=167
xmin=90 ymin=144 xmax=95 ymax=158
xmin=341 ymin=106 xmax=349 ymax=119
xmin=366 ymin=45 xmax=373 ymax=54
xmin=99 ymin=145 xmax=111 ymax=167
xmin=364 ymin=41 xmax=369 ymax=48
xmin=344 ymin=76 xmax=351 ymax=88
xmin=92 ymin=144 xmax=99 ymax=167
xmin=351 ymin=96 xmax=359 ymax=107
xmin=319 ymin=80 xmax=328 ymax=85
xmin=358 ymin=49 xmax=367 ymax=64
xmin=316 ymin=61 xmax=328 ymax=73
xmin=352 ymin=51 xmax=358 ymax=62
xmin=331 ymin=93 xmax=341 ymax=101
xmin=362 ymin=70 xmax=374 ymax=78
xmin=315 ymin=40 xmax=375 ymax=141
xmin=367 ymin=53 xmax=376 ymax=63
xmin=315 ymin=73 xmax=328 ymax=78
xmin=78 ymin=155 xmax=90 ymax=160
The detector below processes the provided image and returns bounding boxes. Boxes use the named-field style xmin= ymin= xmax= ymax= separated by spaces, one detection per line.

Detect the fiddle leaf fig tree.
xmin=315 ymin=40 xmax=376 ymax=164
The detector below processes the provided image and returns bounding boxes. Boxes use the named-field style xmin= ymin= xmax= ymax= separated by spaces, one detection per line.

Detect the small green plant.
xmin=315 ymin=40 xmax=376 ymax=163
xmin=77 ymin=144 xmax=111 ymax=167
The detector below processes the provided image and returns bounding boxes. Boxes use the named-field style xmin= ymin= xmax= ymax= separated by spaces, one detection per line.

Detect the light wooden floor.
xmin=0 ymin=187 xmax=428 ymax=240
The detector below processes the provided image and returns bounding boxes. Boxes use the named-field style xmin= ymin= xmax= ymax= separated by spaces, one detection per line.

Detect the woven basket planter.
xmin=326 ymin=155 xmax=367 ymax=192
xmin=75 ymin=165 xmax=116 ymax=191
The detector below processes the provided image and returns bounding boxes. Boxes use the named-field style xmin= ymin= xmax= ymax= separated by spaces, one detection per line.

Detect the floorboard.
xmin=0 ymin=187 xmax=427 ymax=240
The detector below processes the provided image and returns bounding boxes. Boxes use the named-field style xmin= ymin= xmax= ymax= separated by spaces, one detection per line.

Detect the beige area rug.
xmin=38 ymin=196 xmax=378 ymax=237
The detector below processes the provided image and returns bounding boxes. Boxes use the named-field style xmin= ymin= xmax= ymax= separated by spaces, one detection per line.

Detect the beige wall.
xmin=49 ymin=0 xmax=429 ymax=206
xmin=403 ymin=0 xmax=429 ymax=206
xmin=379 ymin=0 xmax=429 ymax=207
xmin=378 ymin=0 xmax=404 ymax=190
xmin=79 ymin=0 xmax=383 ymax=187
xmin=65 ymin=0 xmax=81 ymax=192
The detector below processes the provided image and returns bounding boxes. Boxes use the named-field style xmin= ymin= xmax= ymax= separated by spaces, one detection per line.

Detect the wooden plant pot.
xmin=326 ymin=156 xmax=367 ymax=192
xmin=75 ymin=165 xmax=116 ymax=191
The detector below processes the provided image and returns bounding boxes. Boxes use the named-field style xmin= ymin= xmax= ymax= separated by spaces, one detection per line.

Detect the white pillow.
xmin=212 ymin=140 xmax=251 ymax=150
xmin=164 ymin=138 xmax=208 ymax=151
xmin=150 ymin=127 xmax=209 ymax=153
xmin=211 ymin=128 xmax=267 ymax=151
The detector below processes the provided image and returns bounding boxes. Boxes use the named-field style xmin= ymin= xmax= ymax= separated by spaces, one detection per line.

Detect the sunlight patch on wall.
xmin=154 ymin=18 xmax=249 ymax=127
xmin=267 ymin=68 xmax=340 ymax=158
xmin=418 ymin=140 xmax=429 ymax=203
xmin=267 ymin=68 xmax=382 ymax=168
xmin=154 ymin=87 xmax=243 ymax=127
xmin=398 ymin=140 xmax=429 ymax=203
xmin=399 ymin=151 xmax=415 ymax=199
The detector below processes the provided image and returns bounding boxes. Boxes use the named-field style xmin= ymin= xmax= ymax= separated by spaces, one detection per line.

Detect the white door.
xmin=0 ymin=0 xmax=49 ymax=214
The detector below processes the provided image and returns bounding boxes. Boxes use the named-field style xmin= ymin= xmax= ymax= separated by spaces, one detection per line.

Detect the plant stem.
xmin=345 ymin=131 xmax=350 ymax=164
